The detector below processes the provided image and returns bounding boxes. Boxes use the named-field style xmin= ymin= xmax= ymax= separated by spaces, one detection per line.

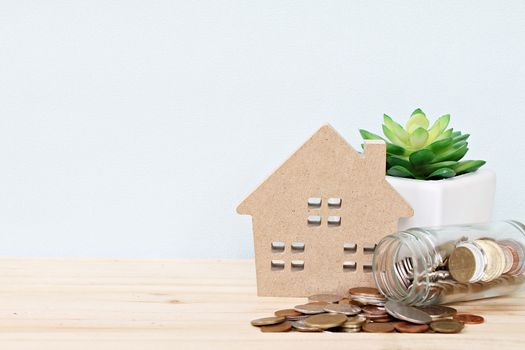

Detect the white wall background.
xmin=1 ymin=1 xmax=524 ymax=258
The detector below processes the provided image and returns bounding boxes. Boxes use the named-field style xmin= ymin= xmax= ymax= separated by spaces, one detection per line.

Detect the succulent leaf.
xmin=386 ymin=143 xmax=407 ymax=156
xmin=420 ymin=161 xmax=458 ymax=173
xmin=359 ymin=129 xmax=385 ymax=141
xmin=382 ymin=124 xmax=407 ymax=146
xmin=407 ymin=109 xmax=430 ymax=134
xmin=383 ymin=114 xmax=410 ymax=143
xmin=409 ymin=149 xmax=435 ymax=166
xmin=452 ymin=160 xmax=486 ymax=175
xmin=433 ymin=144 xmax=468 ymax=163
xmin=409 ymin=127 xmax=429 ymax=148
xmin=387 ymin=155 xmax=412 ymax=169
xmin=427 ymin=137 xmax=453 ymax=153
xmin=453 ymin=133 xmax=470 ymax=142
xmin=387 ymin=165 xmax=416 ymax=178
xmin=427 ymin=114 xmax=450 ymax=143
xmin=436 ymin=128 xmax=453 ymax=141
xmin=426 ymin=168 xmax=456 ymax=179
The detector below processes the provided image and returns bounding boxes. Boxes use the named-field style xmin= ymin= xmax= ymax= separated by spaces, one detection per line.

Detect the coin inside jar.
xmin=304 ymin=313 xmax=347 ymax=330
xmin=251 ymin=316 xmax=285 ymax=326
xmin=448 ymin=245 xmax=480 ymax=283
xmin=430 ymin=320 xmax=464 ymax=333
xmin=323 ymin=303 xmax=361 ymax=315
xmin=260 ymin=321 xmax=292 ymax=332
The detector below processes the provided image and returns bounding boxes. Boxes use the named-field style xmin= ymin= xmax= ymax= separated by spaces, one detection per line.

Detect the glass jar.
xmin=373 ymin=220 xmax=525 ymax=306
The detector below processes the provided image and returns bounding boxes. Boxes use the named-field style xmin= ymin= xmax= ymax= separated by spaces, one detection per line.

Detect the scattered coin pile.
xmin=250 ymin=287 xmax=484 ymax=333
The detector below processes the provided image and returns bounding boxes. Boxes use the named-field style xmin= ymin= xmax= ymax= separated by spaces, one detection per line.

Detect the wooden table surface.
xmin=0 ymin=258 xmax=524 ymax=349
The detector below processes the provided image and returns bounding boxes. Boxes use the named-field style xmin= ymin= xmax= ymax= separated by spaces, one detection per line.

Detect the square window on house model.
xmin=308 ymin=197 xmax=322 ymax=208
xmin=327 ymin=197 xmax=342 ymax=208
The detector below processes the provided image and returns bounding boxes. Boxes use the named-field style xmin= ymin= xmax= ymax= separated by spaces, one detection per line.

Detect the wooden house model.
xmin=237 ymin=125 xmax=413 ymax=297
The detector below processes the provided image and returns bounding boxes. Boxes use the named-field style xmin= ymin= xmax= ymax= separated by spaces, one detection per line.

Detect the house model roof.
xmin=237 ymin=124 xmax=413 ymax=218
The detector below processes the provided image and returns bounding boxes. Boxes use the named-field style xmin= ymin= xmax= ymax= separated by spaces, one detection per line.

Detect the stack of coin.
xmin=250 ymin=289 xmax=484 ymax=334
xmin=348 ymin=287 xmax=387 ymax=305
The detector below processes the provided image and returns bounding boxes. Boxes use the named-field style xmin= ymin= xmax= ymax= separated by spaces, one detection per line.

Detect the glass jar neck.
xmin=373 ymin=229 xmax=437 ymax=306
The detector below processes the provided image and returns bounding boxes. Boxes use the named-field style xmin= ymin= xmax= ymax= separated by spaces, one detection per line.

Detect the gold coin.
xmin=308 ymin=294 xmax=343 ymax=304
xmin=341 ymin=314 xmax=367 ymax=327
xmin=304 ymin=313 xmax=347 ymax=330
xmin=417 ymin=305 xmax=457 ymax=320
xmin=291 ymin=320 xmax=323 ymax=332
xmin=362 ymin=322 xmax=395 ymax=333
xmin=449 ymin=246 xmax=477 ymax=283
xmin=274 ymin=309 xmax=303 ymax=318
xmin=251 ymin=316 xmax=285 ymax=326
xmin=260 ymin=321 xmax=292 ymax=332
xmin=430 ymin=320 xmax=464 ymax=333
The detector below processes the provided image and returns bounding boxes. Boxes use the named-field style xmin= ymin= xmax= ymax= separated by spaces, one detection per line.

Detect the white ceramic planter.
xmin=386 ymin=169 xmax=496 ymax=231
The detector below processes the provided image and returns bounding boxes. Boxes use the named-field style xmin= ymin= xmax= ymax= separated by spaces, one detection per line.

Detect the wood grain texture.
xmin=0 ymin=258 xmax=523 ymax=349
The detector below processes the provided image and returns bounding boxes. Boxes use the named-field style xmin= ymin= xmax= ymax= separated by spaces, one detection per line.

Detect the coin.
xmin=342 ymin=314 xmax=367 ymax=327
xmin=274 ymin=309 xmax=303 ymax=318
xmin=394 ymin=321 xmax=429 ymax=333
xmin=338 ymin=298 xmax=350 ymax=304
xmin=362 ymin=322 xmax=395 ymax=333
xmin=385 ymin=300 xmax=432 ymax=324
xmin=323 ymin=303 xmax=362 ymax=315
xmin=453 ymin=313 xmax=484 ymax=324
xmin=430 ymin=320 xmax=464 ymax=333
xmin=291 ymin=320 xmax=323 ymax=332
xmin=308 ymin=294 xmax=342 ymax=304
xmin=306 ymin=301 xmax=329 ymax=306
xmin=417 ymin=305 xmax=457 ymax=320
xmin=294 ymin=304 xmax=326 ymax=314
xmin=475 ymin=240 xmax=506 ymax=282
xmin=369 ymin=316 xmax=393 ymax=323
xmin=304 ymin=313 xmax=348 ymax=329
xmin=348 ymin=287 xmax=383 ymax=298
xmin=251 ymin=316 xmax=285 ymax=326
xmin=338 ymin=326 xmax=361 ymax=333
xmin=449 ymin=246 xmax=478 ymax=283
xmin=260 ymin=321 xmax=292 ymax=332
xmin=362 ymin=305 xmax=387 ymax=315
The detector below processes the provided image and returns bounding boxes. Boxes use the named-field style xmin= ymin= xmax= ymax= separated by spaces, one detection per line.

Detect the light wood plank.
xmin=0 ymin=258 xmax=523 ymax=349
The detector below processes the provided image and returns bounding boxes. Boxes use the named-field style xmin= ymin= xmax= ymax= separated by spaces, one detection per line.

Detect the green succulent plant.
xmin=359 ymin=108 xmax=486 ymax=180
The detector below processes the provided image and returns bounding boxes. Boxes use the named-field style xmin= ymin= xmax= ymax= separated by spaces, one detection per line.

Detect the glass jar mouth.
xmin=373 ymin=232 xmax=431 ymax=305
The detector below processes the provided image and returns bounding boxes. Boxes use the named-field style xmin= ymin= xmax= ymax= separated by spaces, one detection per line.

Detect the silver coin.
xmin=291 ymin=320 xmax=323 ymax=332
xmin=294 ymin=304 xmax=326 ymax=315
xmin=417 ymin=305 xmax=457 ymax=320
xmin=351 ymin=296 xmax=386 ymax=306
xmin=308 ymin=294 xmax=342 ymax=304
xmin=385 ymin=300 xmax=432 ymax=324
xmin=323 ymin=303 xmax=362 ymax=315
